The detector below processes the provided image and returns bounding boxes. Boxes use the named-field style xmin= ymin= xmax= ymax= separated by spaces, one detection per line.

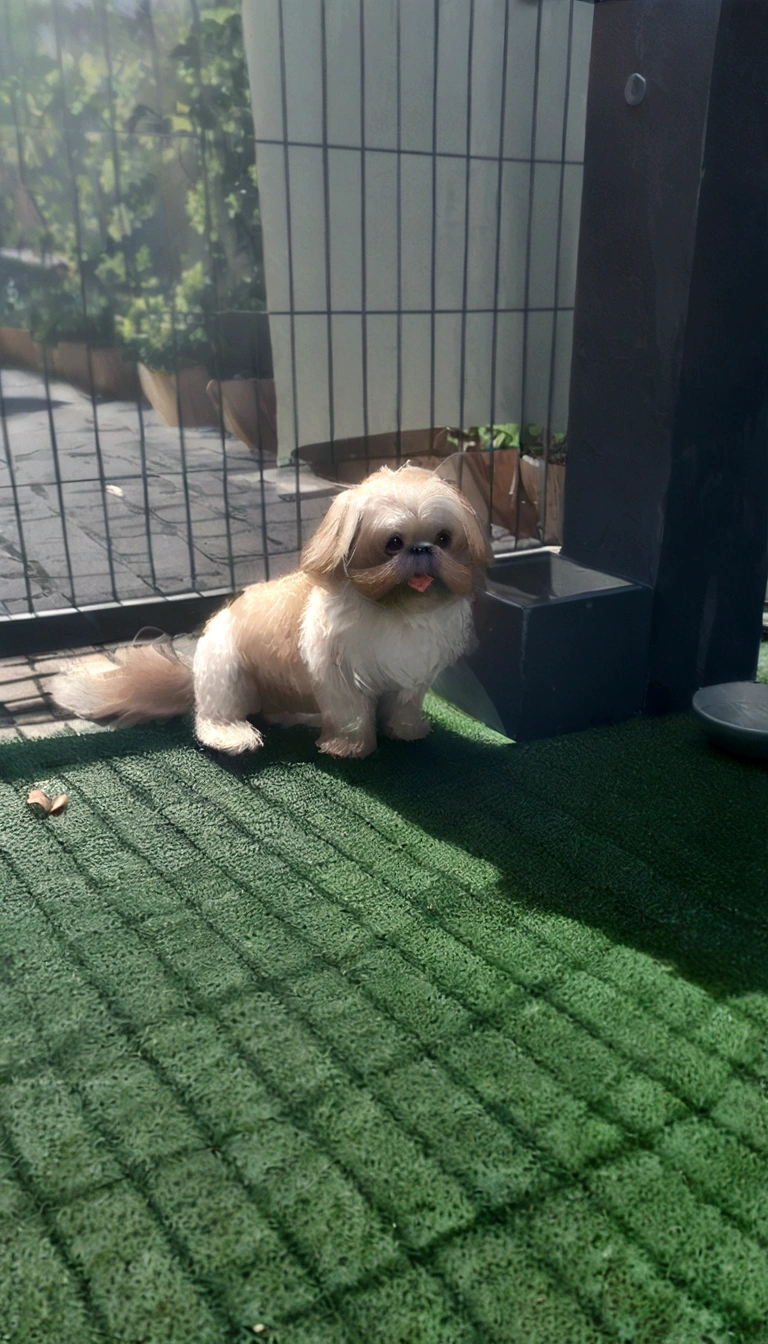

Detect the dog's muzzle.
xmin=405 ymin=543 xmax=436 ymax=591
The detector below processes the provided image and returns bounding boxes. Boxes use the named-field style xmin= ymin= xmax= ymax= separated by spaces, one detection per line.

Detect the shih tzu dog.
xmin=53 ymin=464 xmax=492 ymax=758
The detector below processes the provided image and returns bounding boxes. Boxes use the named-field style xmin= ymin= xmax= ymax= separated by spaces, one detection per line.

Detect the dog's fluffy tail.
xmin=51 ymin=643 xmax=194 ymax=727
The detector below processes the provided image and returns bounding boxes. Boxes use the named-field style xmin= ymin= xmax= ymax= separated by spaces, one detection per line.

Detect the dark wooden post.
xmin=564 ymin=0 xmax=768 ymax=712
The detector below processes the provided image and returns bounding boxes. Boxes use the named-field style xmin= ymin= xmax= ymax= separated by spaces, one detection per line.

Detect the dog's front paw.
xmin=317 ymin=733 xmax=376 ymax=759
xmin=384 ymin=718 xmax=432 ymax=741
xmin=196 ymin=717 xmax=264 ymax=755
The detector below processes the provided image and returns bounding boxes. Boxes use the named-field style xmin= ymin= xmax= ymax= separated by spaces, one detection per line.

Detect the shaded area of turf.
xmin=0 ymin=697 xmax=767 ymax=1343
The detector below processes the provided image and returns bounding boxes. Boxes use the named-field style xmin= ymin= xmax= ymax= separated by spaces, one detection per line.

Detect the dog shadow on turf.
xmin=230 ymin=709 xmax=768 ymax=1001
xmin=5 ymin=705 xmax=767 ymax=998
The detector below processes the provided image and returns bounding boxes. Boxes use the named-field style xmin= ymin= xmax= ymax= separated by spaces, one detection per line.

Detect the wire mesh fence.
xmin=0 ymin=0 xmax=592 ymax=644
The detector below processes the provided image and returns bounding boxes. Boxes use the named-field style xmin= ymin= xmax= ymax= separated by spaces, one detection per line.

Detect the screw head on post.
xmin=624 ymin=73 xmax=647 ymax=106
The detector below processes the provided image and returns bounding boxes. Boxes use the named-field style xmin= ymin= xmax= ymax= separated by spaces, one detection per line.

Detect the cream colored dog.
xmin=53 ymin=465 xmax=492 ymax=757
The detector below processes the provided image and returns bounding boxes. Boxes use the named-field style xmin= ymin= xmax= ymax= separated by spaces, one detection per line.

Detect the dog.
xmin=52 ymin=464 xmax=492 ymax=757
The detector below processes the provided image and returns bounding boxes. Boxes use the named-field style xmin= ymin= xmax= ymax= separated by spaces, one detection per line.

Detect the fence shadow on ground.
xmin=3 ymin=704 xmax=767 ymax=1002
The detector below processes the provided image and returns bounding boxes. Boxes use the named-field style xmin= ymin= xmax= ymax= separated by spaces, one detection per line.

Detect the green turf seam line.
xmin=59 ymin=766 xmax=656 ymax=1343
xmin=28 ymin=763 xmax=685 ymax=1338
xmin=139 ymin=750 xmax=757 ymax=1170
xmin=299 ymin=752 xmax=768 ymax=1080
xmin=39 ymin=763 xmax=546 ymax=1341
xmin=74 ymin=756 xmax=768 ymax=1335
xmin=0 ymin=856 xmax=329 ymax=1342
xmin=0 ymin=747 xmax=758 ymax=1231
xmin=0 ymin=1110 xmax=112 ymax=1343
xmin=0 ymin=771 xmax=496 ymax=1343
xmin=3 ymin=725 xmax=763 ymax=1344
xmin=0 ymin=831 xmax=367 ymax=1342
xmin=103 ymin=746 xmax=767 ymax=1202
xmin=255 ymin=759 xmax=758 ymax=1077
xmin=117 ymin=747 xmax=768 ymax=1333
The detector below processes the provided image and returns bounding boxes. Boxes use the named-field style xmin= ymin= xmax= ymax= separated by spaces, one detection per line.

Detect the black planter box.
xmin=434 ymin=551 xmax=653 ymax=741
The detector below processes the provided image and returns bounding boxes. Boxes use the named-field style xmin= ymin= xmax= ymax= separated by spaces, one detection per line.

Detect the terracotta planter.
xmin=50 ymin=342 xmax=139 ymax=401
xmin=0 ymin=326 xmax=43 ymax=372
xmin=138 ymin=362 xmax=219 ymax=428
xmin=297 ymin=427 xmax=453 ymax=484
xmin=206 ymin=377 xmax=278 ymax=457
xmin=435 ymin=449 xmax=541 ymax=540
xmin=518 ymin=454 xmax=566 ymax=545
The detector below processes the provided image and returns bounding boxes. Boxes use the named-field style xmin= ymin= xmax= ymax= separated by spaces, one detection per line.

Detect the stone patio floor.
xmin=0 ymin=365 xmax=336 ymax=619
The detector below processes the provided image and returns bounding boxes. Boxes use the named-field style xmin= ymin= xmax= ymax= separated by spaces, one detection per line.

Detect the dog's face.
xmin=301 ymin=465 xmax=492 ymax=604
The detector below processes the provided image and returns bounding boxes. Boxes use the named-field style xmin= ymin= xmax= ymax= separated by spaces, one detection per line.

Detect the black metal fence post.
xmin=564 ymin=0 xmax=768 ymax=712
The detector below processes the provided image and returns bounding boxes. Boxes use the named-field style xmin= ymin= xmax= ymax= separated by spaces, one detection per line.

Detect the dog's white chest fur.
xmin=300 ymin=584 xmax=472 ymax=695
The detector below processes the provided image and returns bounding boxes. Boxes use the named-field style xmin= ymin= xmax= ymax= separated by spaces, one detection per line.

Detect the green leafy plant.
xmin=447 ymin=422 xmax=567 ymax=460
xmin=27 ymin=271 xmax=116 ymax=346
xmin=0 ymin=1 xmax=270 ymax=378
xmin=447 ymin=423 xmax=521 ymax=451
xmin=116 ymin=264 xmax=211 ymax=374
xmin=119 ymin=6 xmax=269 ymax=375
xmin=0 ymin=2 xmax=165 ymax=345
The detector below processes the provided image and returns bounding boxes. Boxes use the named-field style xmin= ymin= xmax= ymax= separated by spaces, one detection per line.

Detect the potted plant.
xmin=0 ymin=275 xmax=43 ymax=371
xmin=173 ymin=7 xmax=274 ymax=446
xmin=437 ymin=423 xmax=539 ymax=538
xmin=28 ymin=278 xmax=139 ymax=400
xmin=0 ymin=13 xmax=155 ymax=398
xmin=204 ymin=298 xmax=275 ymax=454
xmin=206 ymin=368 xmax=277 ymax=456
xmin=116 ymin=264 xmax=219 ymax=427
xmin=0 ymin=248 xmax=68 ymax=373
xmin=517 ymin=424 xmax=567 ymax=546
xmin=435 ymin=421 xmax=567 ymax=545
xmin=1 ymin=3 xmax=272 ymax=426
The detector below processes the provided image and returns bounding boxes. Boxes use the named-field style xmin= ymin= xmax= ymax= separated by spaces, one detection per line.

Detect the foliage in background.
xmin=447 ymin=423 xmax=567 ymax=460
xmin=0 ymin=0 xmax=269 ymax=375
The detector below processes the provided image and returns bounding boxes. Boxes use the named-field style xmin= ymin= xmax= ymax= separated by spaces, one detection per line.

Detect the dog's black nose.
xmin=410 ymin=544 xmax=434 ymax=555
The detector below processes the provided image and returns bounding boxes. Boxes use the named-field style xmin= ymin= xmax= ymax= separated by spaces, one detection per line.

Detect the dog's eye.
xmin=385 ymin=535 xmax=404 ymax=554
xmin=435 ymin=530 xmax=451 ymax=548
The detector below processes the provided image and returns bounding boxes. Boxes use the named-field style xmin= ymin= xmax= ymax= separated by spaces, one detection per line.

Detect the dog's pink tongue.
xmin=407 ymin=575 xmax=434 ymax=592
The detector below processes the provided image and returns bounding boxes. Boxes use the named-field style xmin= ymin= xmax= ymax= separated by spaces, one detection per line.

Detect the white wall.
xmin=242 ymin=0 xmax=592 ymax=462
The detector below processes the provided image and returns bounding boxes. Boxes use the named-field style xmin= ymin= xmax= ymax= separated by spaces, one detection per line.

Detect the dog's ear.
xmin=459 ymin=496 xmax=494 ymax=568
xmin=301 ymin=487 xmax=362 ymax=580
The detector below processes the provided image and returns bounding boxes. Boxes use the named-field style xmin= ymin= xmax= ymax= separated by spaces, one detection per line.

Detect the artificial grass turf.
xmin=0 ymin=698 xmax=767 ymax=1343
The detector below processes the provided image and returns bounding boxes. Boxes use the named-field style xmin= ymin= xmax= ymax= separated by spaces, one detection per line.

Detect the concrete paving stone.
xmin=17 ymin=718 xmax=71 ymax=739
xmin=150 ymin=507 xmax=221 ymax=529
xmin=263 ymin=524 xmax=302 ymax=551
xmin=0 ymin=671 xmax=39 ymax=697
xmin=4 ymin=701 xmax=55 ymax=725
xmin=1 ymin=489 xmax=63 ymax=523
xmin=0 ymin=579 xmax=37 ymax=608
xmin=57 ymin=717 xmax=109 ymax=735
xmin=29 ymin=655 xmax=75 ymax=679
xmin=1 ymin=676 xmax=44 ymax=702
xmin=33 ymin=650 xmax=115 ymax=678
xmin=0 ymin=652 xmax=36 ymax=672
xmin=139 ymin=534 xmax=195 ymax=567
xmin=3 ymin=369 xmax=344 ymax=624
